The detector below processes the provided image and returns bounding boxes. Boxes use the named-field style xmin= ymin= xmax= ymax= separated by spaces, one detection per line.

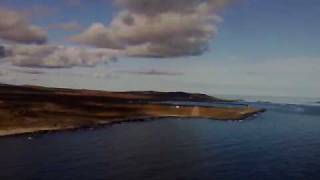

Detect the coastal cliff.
xmin=0 ymin=84 xmax=265 ymax=136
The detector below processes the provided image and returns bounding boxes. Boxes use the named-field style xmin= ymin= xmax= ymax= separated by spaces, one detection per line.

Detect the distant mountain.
xmin=0 ymin=46 xmax=5 ymax=58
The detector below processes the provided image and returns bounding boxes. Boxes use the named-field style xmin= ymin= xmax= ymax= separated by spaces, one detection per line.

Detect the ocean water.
xmin=0 ymin=100 xmax=320 ymax=180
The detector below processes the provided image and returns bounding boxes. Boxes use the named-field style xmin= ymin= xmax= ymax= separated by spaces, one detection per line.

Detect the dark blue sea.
xmin=1 ymin=98 xmax=320 ymax=180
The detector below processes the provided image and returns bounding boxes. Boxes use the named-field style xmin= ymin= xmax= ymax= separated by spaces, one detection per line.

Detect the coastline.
xmin=0 ymin=111 xmax=265 ymax=137
xmin=0 ymin=84 xmax=265 ymax=137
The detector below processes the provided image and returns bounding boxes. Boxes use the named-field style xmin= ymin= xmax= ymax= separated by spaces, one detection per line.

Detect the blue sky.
xmin=0 ymin=0 xmax=319 ymax=98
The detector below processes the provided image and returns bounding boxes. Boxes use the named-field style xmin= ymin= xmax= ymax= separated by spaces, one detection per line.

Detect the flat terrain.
xmin=0 ymin=84 xmax=265 ymax=136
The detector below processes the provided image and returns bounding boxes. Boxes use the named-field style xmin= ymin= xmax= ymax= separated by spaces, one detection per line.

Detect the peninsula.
xmin=0 ymin=84 xmax=265 ymax=136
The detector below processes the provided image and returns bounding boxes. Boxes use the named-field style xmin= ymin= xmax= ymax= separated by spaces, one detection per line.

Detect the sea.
xmin=0 ymin=96 xmax=320 ymax=180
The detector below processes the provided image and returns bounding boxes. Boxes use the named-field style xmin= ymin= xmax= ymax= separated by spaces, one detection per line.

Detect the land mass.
xmin=0 ymin=84 xmax=265 ymax=136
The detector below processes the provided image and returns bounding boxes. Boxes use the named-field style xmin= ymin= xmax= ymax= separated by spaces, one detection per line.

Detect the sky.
xmin=0 ymin=0 xmax=319 ymax=98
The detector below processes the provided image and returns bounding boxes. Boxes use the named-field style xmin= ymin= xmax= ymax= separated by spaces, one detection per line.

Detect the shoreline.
xmin=0 ymin=107 xmax=265 ymax=137
xmin=0 ymin=111 xmax=265 ymax=137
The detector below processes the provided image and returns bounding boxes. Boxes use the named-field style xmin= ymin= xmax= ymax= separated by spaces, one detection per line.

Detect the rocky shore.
xmin=0 ymin=84 xmax=265 ymax=136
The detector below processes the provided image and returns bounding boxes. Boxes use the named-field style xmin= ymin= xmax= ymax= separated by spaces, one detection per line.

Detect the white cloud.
xmin=0 ymin=8 xmax=47 ymax=44
xmin=71 ymin=0 xmax=231 ymax=57
xmin=4 ymin=44 xmax=121 ymax=68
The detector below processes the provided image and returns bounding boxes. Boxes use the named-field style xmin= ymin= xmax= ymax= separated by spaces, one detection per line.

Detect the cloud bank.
xmin=9 ymin=68 xmax=45 ymax=75
xmin=0 ymin=7 xmax=117 ymax=68
xmin=72 ymin=0 xmax=232 ymax=58
xmin=4 ymin=45 xmax=120 ymax=68
xmin=0 ymin=1 xmax=233 ymax=68
xmin=0 ymin=8 xmax=47 ymax=44
xmin=0 ymin=8 xmax=120 ymax=68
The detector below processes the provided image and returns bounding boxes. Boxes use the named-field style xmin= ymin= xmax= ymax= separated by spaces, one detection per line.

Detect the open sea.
xmin=0 ymin=96 xmax=320 ymax=180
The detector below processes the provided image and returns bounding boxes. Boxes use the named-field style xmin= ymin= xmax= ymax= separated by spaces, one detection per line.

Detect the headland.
xmin=0 ymin=84 xmax=265 ymax=136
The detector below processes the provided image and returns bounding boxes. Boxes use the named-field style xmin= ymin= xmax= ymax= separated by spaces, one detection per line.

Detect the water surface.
xmin=0 ymin=101 xmax=320 ymax=180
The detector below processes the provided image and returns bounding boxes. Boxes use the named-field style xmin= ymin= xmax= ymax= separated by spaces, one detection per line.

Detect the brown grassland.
xmin=0 ymin=84 xmax=265 ymax=136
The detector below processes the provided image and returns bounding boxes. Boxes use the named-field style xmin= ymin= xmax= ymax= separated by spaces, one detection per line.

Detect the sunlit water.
xmin=0 ymin=99 xmax=320 ymax=180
